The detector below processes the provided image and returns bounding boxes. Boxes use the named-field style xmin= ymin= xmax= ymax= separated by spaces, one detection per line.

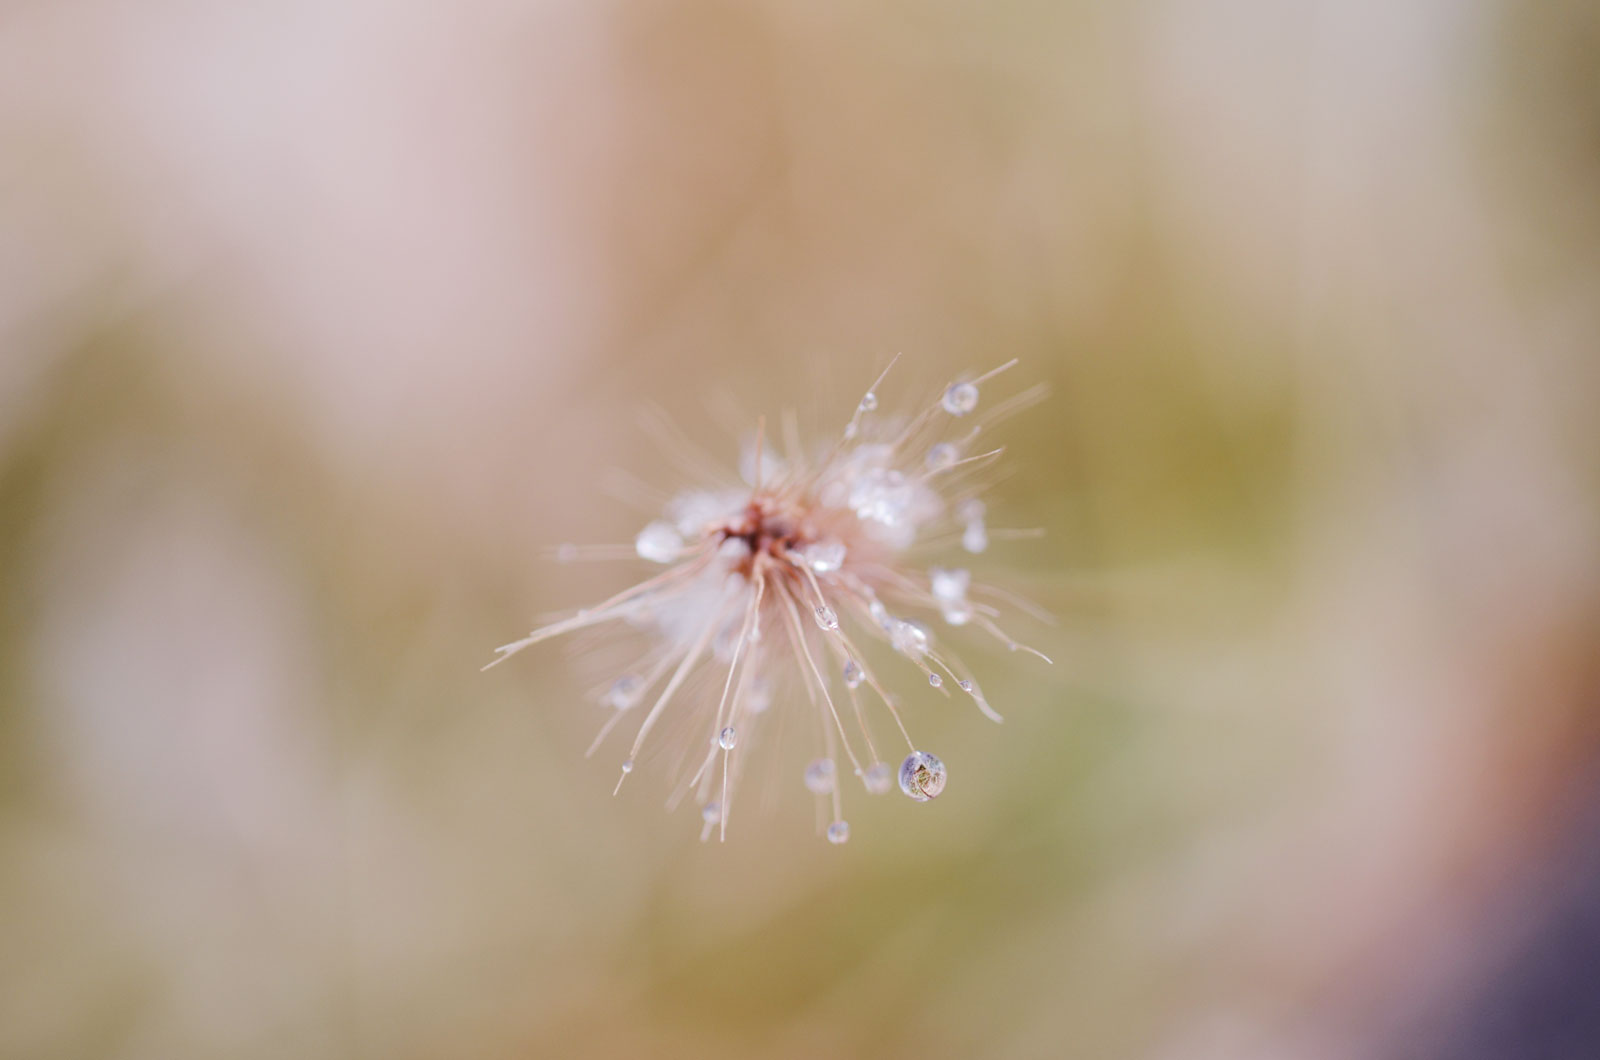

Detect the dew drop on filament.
xmin=843 ymin=658 xmax=864 ymax=689
xmin=804 ymin=758 xmax=837 ymax=794
xmin=899 ymin=750 xmax=947 ymax=802
xmin=718 ymin=726 xmax=738 ymax=750
xmin=635 ymin=520 xmax=683 ymax=563
xmin=814 ymin=605 xmax=840 ymax=631
xmin=942 ymin=381 xmax=979 ymax=415
xmin=826 ymin=820 xmax=851 ymax=844
xmin=928 ymin=673 xmax=943 ymax=688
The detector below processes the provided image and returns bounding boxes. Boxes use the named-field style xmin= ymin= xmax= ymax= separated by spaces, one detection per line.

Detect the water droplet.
xmin=814 ymin=605 xmax=839 ymax=631
xmin=620 ymin=758 xmax=634 ymax=774
xmin=718 ymin=726 xmax=738 ymax=750
xmin=869 ymin=598 xmax=891 ymax=629
xmin=941 ymin=598 xmax=974 ymax=626
xmin=864 ymin=762 xmax=893 ymax=794
xmin=859 ymin=391 xmax=879 ymax=412
xmin=801 ymin=539 xmax=847 ymax=573
xmin=928 ymin=673 xmax=943 ymax=688
xmin=604 ymin=674 xmax=643 ymax=710
xmin=843 ymin=658 xmax=864 ymax=689
xmin=635 ymin=520 xmax=683 ymax=563
xmin=898 ymin=750 xmax=946 ymax=802
xmin=930 ymin=567 xmax=971 ymax=602
xmin=962 ymin=521 xmax=989 ymax=554
xmin=826 ymin=820 xmax=851 ymax=844
xmin=958 ymin=679 xmax=974 ymax=693
xmin=926 ymin=442 xmax=959 ymax=470
xmin=891 ymin=620 xmax=930 ymax=657
xmin=804 ymin=758 xmax=836 ymax=794
xmin=941 ymin=381 xmax=979 ymax=415
xmin=701 ymin=801 xmax=720 ymax=824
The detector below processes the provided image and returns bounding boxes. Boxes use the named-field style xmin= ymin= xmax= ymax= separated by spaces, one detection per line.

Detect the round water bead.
xmin=603 ymin=674 xmax=643 ymax=710
xmin=701 ymin=801 xmax=720 ymax=824
xmin=843 ymin=658 xmax=864 ymax=689
xmin=801 ymin=539 xmax=847 ymax=573
xmin=958 ymin=679 xmax=974 ymax=693
xmin=898 ymin=750 xmax=947 ymax=802
xmin=858 ymin=391 xmax=879 ymax=412
xmin=620 ymin=758 xmax=634 ymax=774
xmin=928 ymin=673 xmax=943 ymax=688
xmin=804 ymin=758 xmax=837 ymax=794
xmin=891 ymin=620 xmax=930 ymax=657
xmin=718 ymin=726 xmax=738 ymax=750
xmin=635 ymin=520 xmax=683 ymax=563
xmin=926 ymin=442 xmax=960 ymax=470
xmin=942 ymin=381 xmax=979 ymax=415
xmin=940 ymin=598 xmax=974 ymax=626
xmin=930 ymin=567 xmax=971 ymax=602
xmin=863 ymin=762 xmax=893 ymax=794
xmin=826 ymin=820 xmax=851 ymax=845
xmin=814 ymin=605 xmax=840 ymax=631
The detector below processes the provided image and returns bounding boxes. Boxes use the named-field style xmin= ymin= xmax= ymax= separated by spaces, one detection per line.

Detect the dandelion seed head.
xmin=487 ymin=357 xmax=1048 ymax=841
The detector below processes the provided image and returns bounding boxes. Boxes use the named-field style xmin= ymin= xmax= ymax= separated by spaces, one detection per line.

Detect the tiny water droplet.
xmin=941 ymin=598 xmax=974 ymax=626
xmin=930 ymin=567 xmax=970 ymax=602
xmin=928 ymin=673 xmax=943 ymax=688
xmin=926 ymin=442 xmax=959 ymax=470
xmin=843 ymin=658 xmax=864 ymax=689
xmin=941 ymin=381 xmax=979 ymax=415
xmin=620 ymin=758 xmax=634 ymax=774
xmin=814 ymin=605 xmax=839 ymax=631
xmin=718 ymin=726 xmax=738 ymax=750
xmin=859 ymin=391 xmax=879 ymax=412
xmin=898 ymin=750 xmax=946 ymax=802
xmin=864 ymin=762 xmax=893 ymax=794
xmin=604 ymin=674 xmax=643 ymax=710
xmin=804 ymin=758 xmax=836 ymax=794
xmin=801 ymin=539 xmax=847 ymax=573
xmin=958 ymin=679 xmax=974 ymax=693
xmin=701 ymin=802 xmax=720 ymax=824
xmin=962 ymin=521 xmax=989 ymax=554
xmin=826 ymin=820 xmax=851 ymax=844
xmin=635 ymin=520 xmax=683 ymax=563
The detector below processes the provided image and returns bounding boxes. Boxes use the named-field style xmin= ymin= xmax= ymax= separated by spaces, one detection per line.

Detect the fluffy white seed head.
xmin=485 ymin=357 xmax=1050 ymax=842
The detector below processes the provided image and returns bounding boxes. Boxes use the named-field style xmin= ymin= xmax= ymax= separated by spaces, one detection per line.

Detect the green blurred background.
xmin=2 ymin=1 xmax=1598 ymax=1058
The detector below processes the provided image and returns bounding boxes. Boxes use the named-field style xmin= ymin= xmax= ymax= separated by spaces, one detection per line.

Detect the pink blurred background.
xmin=2 ymin=2 xmax=1597 ymax=1058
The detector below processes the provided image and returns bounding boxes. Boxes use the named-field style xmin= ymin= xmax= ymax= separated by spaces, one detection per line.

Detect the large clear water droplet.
xmin=899 ymin=750 xmax=946 ymax=801
xmin=718 ymin=726 xmax=738 ymax=750
xmin=635 ymin=520 xmax=683 ymax=563
xmin=941 ymin=381 xmax=979 ymax=415
xmin=826 ymin=820 xmax=850 ymax=844
xmin=804 ymin=758 xmax=836 ymax=794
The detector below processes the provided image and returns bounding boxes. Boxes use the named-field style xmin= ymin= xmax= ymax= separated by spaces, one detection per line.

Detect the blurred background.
xmin=2 ymin=1 xmax=1598 ymax=1057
